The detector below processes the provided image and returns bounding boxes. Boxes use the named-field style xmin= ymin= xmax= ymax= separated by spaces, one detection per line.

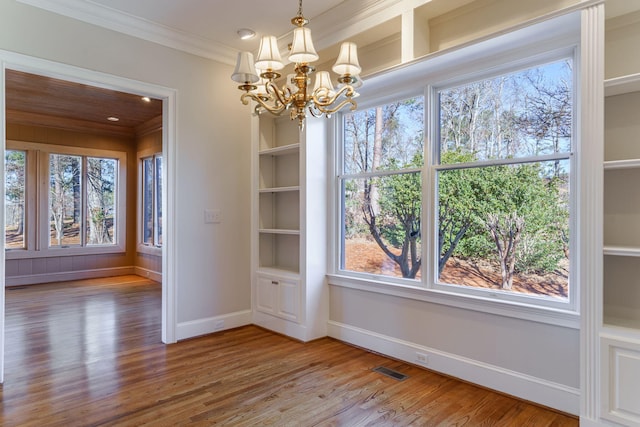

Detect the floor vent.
xmin=372 ymin=366 xmax=409 ymax=381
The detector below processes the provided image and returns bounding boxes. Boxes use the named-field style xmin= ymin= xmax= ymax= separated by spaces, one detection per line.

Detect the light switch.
xmin=204 ymin=209 xmax=222 ymax=223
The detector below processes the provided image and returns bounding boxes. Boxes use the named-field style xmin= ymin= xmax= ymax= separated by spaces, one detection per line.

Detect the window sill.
xmin=326 ymin=273 xmax=580 ymax=329
xmin=6 ymin=245 xmax=125 ymax=259
xmin=137 ymin=244 xmax=162 ymax=256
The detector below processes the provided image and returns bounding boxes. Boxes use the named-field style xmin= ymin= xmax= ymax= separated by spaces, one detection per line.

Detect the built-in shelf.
xmin=256 ymin=266 xmax=300 ymax=279
xmin=605 ymin=72 xmax=640 ymax=97
xmin=259 ymin=186 xmax=300 ymax=193
xmin=604 ymin=159 xmax=640 ymax=170
xmin=602 ymin=319 xmax=640 ymax=335
xmin=259 ymin=228 xmax=300 ymax=235
xmin=603 ymin=246 xmax=640 ymax=257
xmin=258 ymin=143 xmax=300 ymax=157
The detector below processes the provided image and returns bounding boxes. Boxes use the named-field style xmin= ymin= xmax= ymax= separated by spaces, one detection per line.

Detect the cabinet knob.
xmin=272 ymin=280 xmax=279 ymax=285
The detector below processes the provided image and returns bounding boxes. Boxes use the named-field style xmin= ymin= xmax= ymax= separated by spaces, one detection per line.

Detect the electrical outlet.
xmin=416 ymin=352 xmax=429 ymax=365
xmin=204 ymin=209 xmax=222 ymax=224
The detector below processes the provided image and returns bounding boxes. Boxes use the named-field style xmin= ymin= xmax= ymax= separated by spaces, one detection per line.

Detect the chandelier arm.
xmin=264 ymin=80 xmax=292 ymax=107
xmin=312 ymin=98 xmax=358 ymax=116
xmin=307 ymin=106 xmax=324 ymax=118
xmin=240 ymin=92 xmax=288 ymax=116
xmin=311 ymin=84 xmax=355 ymax=107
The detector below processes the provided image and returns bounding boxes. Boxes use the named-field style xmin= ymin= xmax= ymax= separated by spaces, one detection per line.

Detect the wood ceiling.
xmin=5 ymin=70 xmax=163 ymax=138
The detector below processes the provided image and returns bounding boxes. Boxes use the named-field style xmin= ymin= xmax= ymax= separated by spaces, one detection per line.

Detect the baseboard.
xmin=133 ymin=266 xmax=162 ymax=282
xmin=252 ymin=310 xmax=311 ymax=342
xmin=327 ymin=320 xmax=580 ymax=416
xmin=5 ymin=266 xmax=136 ymax=286
xmin=578 ymin=417 xmax=606 ymax=426
xmin=176 ymin=310 xmax=252 ymax=341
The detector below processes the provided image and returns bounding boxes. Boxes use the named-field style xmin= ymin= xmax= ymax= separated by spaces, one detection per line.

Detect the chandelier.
xmin=230 ymin=0 xmax=362 ymax=128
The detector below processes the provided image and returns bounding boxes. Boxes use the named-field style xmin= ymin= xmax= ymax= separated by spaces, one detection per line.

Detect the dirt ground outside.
xmin=345 ymin=238 xmax=569 ymax=299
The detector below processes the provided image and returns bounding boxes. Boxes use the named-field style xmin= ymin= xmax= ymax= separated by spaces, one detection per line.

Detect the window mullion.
xmin=340 ymin=167 xmax=423 ymax=181
xmin=81 ymin=156 xmax=87 ymax=247
xmin=433 ymin=152 xmax=572 ymax=170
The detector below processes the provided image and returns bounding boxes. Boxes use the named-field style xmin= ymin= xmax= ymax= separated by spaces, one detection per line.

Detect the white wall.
xmin=0 ymin=0 xmax=252 ymax=336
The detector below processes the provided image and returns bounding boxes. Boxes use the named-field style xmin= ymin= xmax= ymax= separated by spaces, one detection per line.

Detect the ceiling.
xmin=17 ymin=0 xmax=355 ymax=65
xmin=7 ymin=0 xmax=640 ymax=137
xmin=5 ymin=70 xmax=163 ymax=138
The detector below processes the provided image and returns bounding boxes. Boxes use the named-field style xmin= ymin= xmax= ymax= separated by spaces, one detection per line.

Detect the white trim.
xmin=252 ymin=310 xmax=310 ymax=342
xmin=176 ymin=310 xmax=252 ymax=341
xmin=578 ymin=418 xmax=606 ymax=427
xmin=5 ymin=266 xmax=135 ymax=286
xmin=579 ymin=3 xmax=605 ymax=423
xmin=328 ymin=320 xmax=580 ymax=415
xmin=133 ymin=266 xmax=162 ymax=283
xmin=0 ymin=64 xmax=6 ymax=383
xmin=161 ymin=80 xmax=177 ymax=345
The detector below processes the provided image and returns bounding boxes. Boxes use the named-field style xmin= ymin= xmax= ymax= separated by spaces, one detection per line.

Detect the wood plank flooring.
xmin=1 ymin=275 xmax=578 ymax=426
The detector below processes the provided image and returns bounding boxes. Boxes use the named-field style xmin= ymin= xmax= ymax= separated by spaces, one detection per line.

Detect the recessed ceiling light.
xmin=141 ymin=96 xmax=151 ymax=103
xmin=237 ymin=28 xmax=256 ymax=40
xmin=107 ymin=116 xmax=120 ymax=122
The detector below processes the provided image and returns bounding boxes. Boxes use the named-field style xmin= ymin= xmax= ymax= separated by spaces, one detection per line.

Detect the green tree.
xmin=364 ymin=155 xmax=422 ymax=278
xmin=438 ymin=156 xmax=568 ymax=288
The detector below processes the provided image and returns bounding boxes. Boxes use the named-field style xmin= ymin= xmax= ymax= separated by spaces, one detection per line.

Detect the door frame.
xmin=0 ymin=50 xmax=178 ymax=382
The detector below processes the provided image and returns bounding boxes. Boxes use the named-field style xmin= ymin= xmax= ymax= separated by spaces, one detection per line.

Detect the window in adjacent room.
xmin=4 ymin=141 xmax=127 ymax=257
xmin=141 ymin=153 xmax=163 ymax=248
xmin=5 ymin=149 xmax=26 ymax=249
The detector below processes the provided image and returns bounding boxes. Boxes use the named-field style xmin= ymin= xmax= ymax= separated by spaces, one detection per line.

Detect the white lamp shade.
xmin=313 ymin=71 xmax=334 ymax=91
xmin=289 ymin=27 xmax=319 ymax=63
xmin=231 ymin=51 xmax=259 ymax=84
xmin=333 ymin=42 xmax=361 ymax=76
xmin=313 ymin=71 xmax=335 ymax=99
xmin=255 ymin=36 xmax=284 ymax=70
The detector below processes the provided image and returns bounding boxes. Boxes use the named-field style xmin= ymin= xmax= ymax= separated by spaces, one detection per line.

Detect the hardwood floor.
xmin=1 ymin=276 xmax=578 ymax=426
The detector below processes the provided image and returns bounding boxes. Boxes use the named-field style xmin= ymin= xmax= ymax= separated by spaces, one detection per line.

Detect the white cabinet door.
xmin=256 ymin=275 xmax=277 ymax=315
xmin=601 ymin=335 xmax=640 ymax=426
xmin=256 ymin=273 xmax=300 ymax=322
xmin=276 ymin=277 xmax=299 ymax=322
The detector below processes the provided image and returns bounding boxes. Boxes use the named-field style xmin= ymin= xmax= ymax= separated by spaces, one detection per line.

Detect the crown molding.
xmin=16 ymin=0 xmax=238 ymax=65
xmin=16 ymin=0 xmax=435 ymax=65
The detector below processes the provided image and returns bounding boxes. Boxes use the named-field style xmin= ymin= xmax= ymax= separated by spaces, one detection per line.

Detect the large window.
xmin=5 ymin=141 xmax=126 ymax=256
xmin=140 ymin=153 xmax=163 ymax=249
xmin=335 ymin=55 xmax=575 ymax=311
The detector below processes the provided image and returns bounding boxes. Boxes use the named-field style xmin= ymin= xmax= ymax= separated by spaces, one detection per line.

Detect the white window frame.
xmin=336 ymin=94 xmax=425 ymax=288
xmin=137 ymin=148 xmax=162 ymax=255
xmin=5 ymin=140 xmax=127 ymax=258
xmin=328 ymin=11 xmax=582 ymax=328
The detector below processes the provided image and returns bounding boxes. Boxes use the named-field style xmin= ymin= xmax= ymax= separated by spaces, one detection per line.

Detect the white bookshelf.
xmin=251 ymin=114 xmax=329 ymax=342
xmin=600 ymin=71 xmax=640 ymax=426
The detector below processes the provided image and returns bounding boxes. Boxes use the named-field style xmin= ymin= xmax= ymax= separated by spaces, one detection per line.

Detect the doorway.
xmin=0 ymin=52 xmax=178 ymax=382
